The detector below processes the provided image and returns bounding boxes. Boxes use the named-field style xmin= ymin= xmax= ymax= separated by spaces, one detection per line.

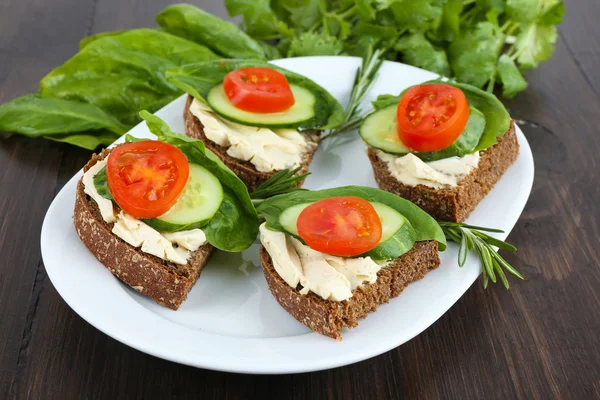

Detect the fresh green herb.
xmin=324 ymin=46 xmax=384 ymax=140
xmin=250 ymin=167 xmax=310 ymax=201
xmin=0 ymin=1 xmax=565 ymax=149
xmin=439 ymin=221 xmax=523 ymax=289
xmin=139 ymin=111 xmax=259 ymax=252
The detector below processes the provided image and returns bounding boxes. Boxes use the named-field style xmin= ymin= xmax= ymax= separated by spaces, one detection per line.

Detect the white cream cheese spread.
xmin=259 ymin=223 xmax=384 ymax=302
xmin=189 ymin=99 xmax=313 ymax=173
xmin=375 ymin=149 xmax=480 ymax=189
xmin=82 ymin=160 xmax=207 ymax=265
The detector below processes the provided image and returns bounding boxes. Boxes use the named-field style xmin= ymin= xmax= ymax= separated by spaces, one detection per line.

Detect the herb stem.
xmin=440 ymin=222 xmax=523 ymax=289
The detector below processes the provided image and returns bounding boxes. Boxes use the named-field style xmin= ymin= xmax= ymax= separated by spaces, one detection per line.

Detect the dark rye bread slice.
xmin=367 ymin=121 xmax=519 ymax=222
xmin=260 ymin=241 xmax=440 ymax=340
xmin=73 ymin=149 xmax=215 ymax=310
xmin=184 ymin=95 xmax=320 ymax=192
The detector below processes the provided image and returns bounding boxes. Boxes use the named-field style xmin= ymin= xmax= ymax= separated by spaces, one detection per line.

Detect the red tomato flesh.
xmin=106 ymin=141 xmax=189 ymax=219
xmin=297 ymin=197 xmax=382 ymax=257
xmin=397 ymin=84 xmax=470 ymax=152
xmin=223 ymin=67 xmax=295 ymax=113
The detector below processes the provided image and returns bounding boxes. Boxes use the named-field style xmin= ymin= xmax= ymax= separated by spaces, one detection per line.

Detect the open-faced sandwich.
xmin=255 ymin=187 xmax=446 ymax=340
xmin=74 ymin=111 xmax=258 ymax=310
xmin=361 ymin=81 xmax=518 ymax=222
xmin=165 ymin=59 xmax=345 ymax=192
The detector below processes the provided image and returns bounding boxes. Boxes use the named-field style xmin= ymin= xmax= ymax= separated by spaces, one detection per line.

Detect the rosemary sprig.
xmin=324 ymin=47 xmax=384 ymax=140
xmin=250 ymin=167 xmax=310 ymax=201
xmin=439 ymin=221 xmax=524 ymax=289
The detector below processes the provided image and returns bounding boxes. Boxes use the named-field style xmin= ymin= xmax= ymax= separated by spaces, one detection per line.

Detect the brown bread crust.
xmin=184 ymin=95 xmax=320 ymax=192
xmin=73 ymin=149 xmax=214 ymax=310
xmin=367 ymin=121 xmax=519 ymax=222
xmin=260 ymin=241 xmax=440 ymax=340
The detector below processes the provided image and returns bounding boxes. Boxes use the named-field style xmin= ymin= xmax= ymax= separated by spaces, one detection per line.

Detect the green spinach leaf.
xmin=0 ymin=95 xmax=127 ymax=138
xmin=41 ymin=29 xmax=219 ymax=126
xmin=139 ymin=111 xmax=259 ymax=252
xmin=257 ymin=186 xmax=446 ymax=250
xmin=166 ymin=59 xmax=345 ymax=129
xmin=156 ymin=4 xmax=266 ymax=59
xmin=45 ymin=131 xmax=119 ymax=150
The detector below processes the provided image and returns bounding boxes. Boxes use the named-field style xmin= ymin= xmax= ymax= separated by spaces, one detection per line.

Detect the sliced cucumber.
xmin=364 ymin=202 xmax=416 ymax=260
xmin=277 ymin=201 xmax=416 ymax=260
xmin=360 ymin=105 xmax=409 ymax=154
xmin=360 ymin=104 xmax=486 ymax=161
xmin=206 ymin=83 xmax=316 ymax=128
xmin=143 ymin=163 xmax=224 ymax=232
xmin=279 ymin=203 xmax=311 ymax=237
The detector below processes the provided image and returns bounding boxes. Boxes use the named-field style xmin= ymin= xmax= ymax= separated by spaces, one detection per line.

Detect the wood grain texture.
xmin=1 ymin=0 xmax=599 ymax=399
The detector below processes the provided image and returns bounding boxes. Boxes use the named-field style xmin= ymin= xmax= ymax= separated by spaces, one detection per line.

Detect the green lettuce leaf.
xmin=139 ymin=111 xmax=259 ymax=252
xmin=166 ymin=59 xmax=345 ymax=130
xmin=156 ymin=4 xmax=266 ymax=59
xmin=257 ymin=186 xmax=446 ymax=250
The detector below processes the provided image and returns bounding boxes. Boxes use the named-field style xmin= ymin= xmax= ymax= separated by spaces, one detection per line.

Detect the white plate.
xmin=41 ymin=56 xmax=534 ymax=374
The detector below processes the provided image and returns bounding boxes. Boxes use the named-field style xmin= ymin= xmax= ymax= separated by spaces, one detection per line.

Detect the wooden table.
xmin=1 ymin=0 xmax=598 ymax=398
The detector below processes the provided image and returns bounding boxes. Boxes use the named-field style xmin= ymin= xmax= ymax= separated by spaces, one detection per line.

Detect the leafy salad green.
xmin=0 ymin=1 xmax=563 ymax=149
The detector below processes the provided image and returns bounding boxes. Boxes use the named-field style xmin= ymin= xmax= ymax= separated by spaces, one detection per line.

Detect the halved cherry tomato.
xmin=397 ymin=84 xmax=470 ymax=152
xmin=106 ymin=141 xmax=189 ymax=219
xmin=223 ymin=67 xmax=295 ymax=113
xmin=297 ymin=196 xmax=382 ymax=257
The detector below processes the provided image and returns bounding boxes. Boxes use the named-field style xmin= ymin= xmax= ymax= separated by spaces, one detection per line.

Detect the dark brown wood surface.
xmin=1 ymin=0 xmax=598 ymax=398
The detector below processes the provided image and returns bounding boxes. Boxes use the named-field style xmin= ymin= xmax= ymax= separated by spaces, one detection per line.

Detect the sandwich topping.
xmin=375 ymin=150 xmax=480 ymax=189
xmin=256 ymin=188 xmax=448 ymax=302
xmin=360 ymin=81 xmax=511 ymax=188
xmin=260 ymin=224 xmax=383 ymax=302
xmin=189 ymin=99 xmax=315 ymax=173
xmin=83 ymin=158 xmax=207 ymax=265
